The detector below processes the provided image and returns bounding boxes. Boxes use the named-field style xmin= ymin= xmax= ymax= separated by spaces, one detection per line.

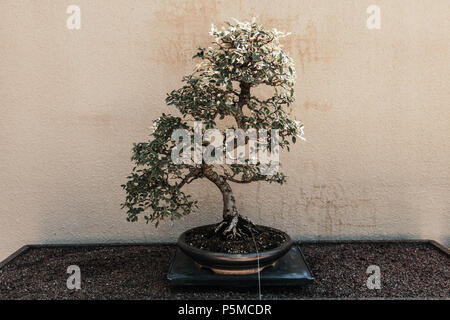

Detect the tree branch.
xmin=225 ymin=175 xmax=264 ymax=184
xmin=177 ymin=167 xmax=203 ymax=189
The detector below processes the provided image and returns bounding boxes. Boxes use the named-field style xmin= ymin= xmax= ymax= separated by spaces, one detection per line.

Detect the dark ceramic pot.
xmin=177 ymin=224 xmax=293 ymax=275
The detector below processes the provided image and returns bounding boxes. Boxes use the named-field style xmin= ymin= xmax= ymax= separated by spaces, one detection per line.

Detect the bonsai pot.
xmin=177 ymin=224 xmax=293 ymax=275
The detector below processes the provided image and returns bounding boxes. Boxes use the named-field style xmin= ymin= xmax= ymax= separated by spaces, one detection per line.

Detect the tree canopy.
xmin=122 ymin=18 xmax=305 ymax=232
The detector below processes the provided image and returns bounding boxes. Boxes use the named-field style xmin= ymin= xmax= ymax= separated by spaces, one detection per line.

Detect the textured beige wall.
xmin=1 ymin=0 xmax=449 ymax=261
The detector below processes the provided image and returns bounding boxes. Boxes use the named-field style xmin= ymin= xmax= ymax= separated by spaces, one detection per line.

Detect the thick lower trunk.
xmin=203 ymin=166 xmax=238 ymax=220
xmin=203 ymin=166 xmax=257 ymax=239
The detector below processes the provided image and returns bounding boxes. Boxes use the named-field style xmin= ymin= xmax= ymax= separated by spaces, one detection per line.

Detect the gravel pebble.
xmin=0 ymin=242 xmax=448 ymax=299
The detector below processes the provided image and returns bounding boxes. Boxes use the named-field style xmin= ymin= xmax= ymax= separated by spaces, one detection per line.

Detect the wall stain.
xmin=303 ymin=97 xmax=332 ymax=112
xmin=282 ymin=21 xmax=337 ymax=72
xmin=78 ymin=113 xmax=113 ymax=127
xmin=147 ymin=5 xmax=338 ymax=71
xmin=298 ymin=184 xmax=376 ymax=236
xmin=147 ymin=1 xmax=219 ymax=66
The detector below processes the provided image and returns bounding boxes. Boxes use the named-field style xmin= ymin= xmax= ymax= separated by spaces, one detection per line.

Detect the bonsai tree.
xmin=122 ymin=18 xmax=304 ymax=240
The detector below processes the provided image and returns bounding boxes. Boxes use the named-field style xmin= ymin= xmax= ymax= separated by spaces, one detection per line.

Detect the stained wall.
xmin=1 ymin=0 xmax=449 ymax=260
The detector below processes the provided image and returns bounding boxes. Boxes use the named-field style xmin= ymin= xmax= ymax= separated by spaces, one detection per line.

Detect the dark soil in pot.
xmin=184 ymin=224 xmax=289 ymax=254
xmin=178 ymin=221 xmax=293 ymax=274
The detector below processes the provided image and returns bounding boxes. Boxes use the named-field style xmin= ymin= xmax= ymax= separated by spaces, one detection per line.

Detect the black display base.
xmin=167 ymin=245 xmax=314 ymax=287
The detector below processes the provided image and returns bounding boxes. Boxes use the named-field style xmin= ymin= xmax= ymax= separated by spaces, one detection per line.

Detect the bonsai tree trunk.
xmin=203 ymin=166 xmax=238 ymax=219
xmin=203 ymin=165 xmax=254 ymax=239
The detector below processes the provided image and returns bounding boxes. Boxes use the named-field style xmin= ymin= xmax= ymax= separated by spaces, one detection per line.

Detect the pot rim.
xmin=177 ymin=223 xmax=293 ymax=259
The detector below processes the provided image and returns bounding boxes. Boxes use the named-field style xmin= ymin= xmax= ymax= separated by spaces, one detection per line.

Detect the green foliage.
xmin=121 ymin=114 xmax=198 ymax=225
xmin=122 ymin=18 xmax=304 ymax=225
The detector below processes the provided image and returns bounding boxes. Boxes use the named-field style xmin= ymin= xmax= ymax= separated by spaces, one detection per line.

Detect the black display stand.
xmin=167 ymin=245 xmax=314 ymax=287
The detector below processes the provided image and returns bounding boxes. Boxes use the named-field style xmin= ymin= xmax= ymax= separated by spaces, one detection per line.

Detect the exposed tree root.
xmin=214 ymin=215 xmax=259 ymax=240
